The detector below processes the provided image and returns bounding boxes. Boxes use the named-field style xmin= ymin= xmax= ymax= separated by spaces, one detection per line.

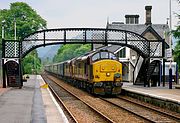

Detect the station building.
xmin=94 ymin=6 xmax=178 ymax=85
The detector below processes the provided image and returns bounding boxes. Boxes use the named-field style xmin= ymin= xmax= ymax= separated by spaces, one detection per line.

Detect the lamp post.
xmin=14 ymin=18 xmax=17 ymax=57
xmin=169 ymin=0 xmax=173 ymax=89
xmin=1 ymin=20 xmax=5 ymax=39
xmin=1 ymin=20 xmax=5 ymax=87
xmin=1 ymin=20 xmax=6 ymax=88
xmin=14 ymin=18 xmax=16 ymax=40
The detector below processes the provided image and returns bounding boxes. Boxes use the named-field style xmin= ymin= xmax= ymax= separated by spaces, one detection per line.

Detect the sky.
xmin=0 ymin=0 xmax=179 ymax=29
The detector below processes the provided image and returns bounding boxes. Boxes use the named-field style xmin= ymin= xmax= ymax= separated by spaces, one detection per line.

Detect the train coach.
xmin=45 ymin=49 xmax=123 ymax=95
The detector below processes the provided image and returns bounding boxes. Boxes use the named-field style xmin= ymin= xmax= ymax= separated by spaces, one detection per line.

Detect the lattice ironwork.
xmin=4 ymin=41 xmax=20 ymax=58
xmin=150 ymin=41 xmax=163 ymax=57
xmin=21 ymin=28 xmax=162 ymax=58
xmin=2 ymin=28 xmax=164 ymax=59
xmin=1 ymin=28 xmax=165 ymax=89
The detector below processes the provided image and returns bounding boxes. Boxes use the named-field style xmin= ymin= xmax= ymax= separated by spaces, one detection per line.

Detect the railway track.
xmin=42 ymin=75 xmax=114 ymax=123
xmin=43 ymin=74 xmax=179 ymax=122
xmin=42 ymin=74 xmax=149 ymax=122
xmin=117 ymin=96 xmax=180 ymax=122
xmin=100 ymin=96 xmax=180 ymax=123
xmin=42 ymin=75 xmax=78 ymax=123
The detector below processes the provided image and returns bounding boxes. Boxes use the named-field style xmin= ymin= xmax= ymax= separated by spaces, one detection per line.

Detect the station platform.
xmin=122 ymin=82 xmax=180 ymax=112
xmin=122 ymin=82 xmax=180 ymax=103
xmin=0 ymin=75 xmax=68 ymax=123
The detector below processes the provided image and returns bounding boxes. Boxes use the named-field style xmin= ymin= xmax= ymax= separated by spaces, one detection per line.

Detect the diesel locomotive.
xmin=45 ymin=49 xmax=123 ymax=95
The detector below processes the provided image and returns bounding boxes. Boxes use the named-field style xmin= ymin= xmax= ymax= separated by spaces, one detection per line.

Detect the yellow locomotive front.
xmin=90 ymin=50 xmax=123 ymax=95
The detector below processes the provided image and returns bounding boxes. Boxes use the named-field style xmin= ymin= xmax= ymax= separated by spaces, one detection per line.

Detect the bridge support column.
xmin=91 ymin=43 xmax=94 ymax=50
xmin=162 ymin=58 xmax=165 ymax=87
xmin=2 ymin=39 xmax=22 ymax=88
xmin=3 ymin=59 xmax=22 ymax=88
xmin=2 ymin=59 xmax=6 ymax=88
xmin=2 ymin=39 xmax=6 ymax=88
xmin=162 ymin=39 xmax=165 ymax=87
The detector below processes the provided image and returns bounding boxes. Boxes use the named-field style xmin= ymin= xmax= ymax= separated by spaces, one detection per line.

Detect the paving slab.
xmin=0 ymin=75 xmax=68 ymax=123
xmin=122 ymin=82 xmax=180 ymax=103
xmin=38 ymin=75 xmax=68 ymax=123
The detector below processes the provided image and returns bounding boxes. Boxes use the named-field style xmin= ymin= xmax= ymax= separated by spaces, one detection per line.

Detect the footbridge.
xmin=2 ymin=28 xmax=166 ymax=88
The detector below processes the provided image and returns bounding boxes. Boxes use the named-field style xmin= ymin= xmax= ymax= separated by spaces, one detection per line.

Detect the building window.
xmin=126 ymin=17 xmax=130 ymax=24
xmin=118 ymin=48 xmax=126 ymax=58
xmin=130 ymin=18 xmax=135 ymax=24
xmin=135 ymin=18 xmax=139 ymax=24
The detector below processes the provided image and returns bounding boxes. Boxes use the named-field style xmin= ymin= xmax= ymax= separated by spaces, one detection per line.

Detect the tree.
xmin=0 ymin=2 xmax=47 ymax=74
xmin=0 ymin=2 xmax=46 ymax=40
xmin=173 ymin=26 xmax=180 ymax=72
xmin=172 ymin=0 xmax=180 ymax=72
xmin=53 ymin=44 xmax=91 ymax=62
xmin=23 ymin=50 xmax=42 ymax=74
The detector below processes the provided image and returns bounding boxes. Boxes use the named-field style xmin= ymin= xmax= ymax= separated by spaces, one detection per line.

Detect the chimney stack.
xmin=145 ymin=6 xmax=152 ymax=25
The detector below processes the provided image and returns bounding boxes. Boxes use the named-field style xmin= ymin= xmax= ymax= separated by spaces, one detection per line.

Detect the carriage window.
xmin=101 ymin=52 xmax=108 ymax=59
xmin=109 ymin=53 xmax=116 ymax=60
xmin=92 ymin=53 xmax=100 ymax=61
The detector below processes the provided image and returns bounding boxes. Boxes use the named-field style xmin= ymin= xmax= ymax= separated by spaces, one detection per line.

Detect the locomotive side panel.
xmin=64 ymin=62 xmax=71 ymax=77
xmin=53 ymin=64 xmax=58 ymax=74
xmin=59 ymin=63 xmax=64 ymax=77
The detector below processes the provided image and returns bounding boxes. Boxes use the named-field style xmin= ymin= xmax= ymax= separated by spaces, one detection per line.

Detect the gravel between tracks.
xmin=47 ymin=75 xmax=148 ymax=123
xmin=45 ymin=76 xmax=109 ymax=123
xmin=104 ymin=98 xmax=178 ymax=122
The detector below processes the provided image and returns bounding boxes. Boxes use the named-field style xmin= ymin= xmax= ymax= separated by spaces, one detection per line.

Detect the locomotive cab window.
xmin=109 ymin=53 xmax=116 ymax=60
xmin=92 ymin=51 xmax=117 ymax=61
xmin=100 ymin=52 xmax=108 ymax=59
xmin=92 ymin=53 xmax=100 ymax=61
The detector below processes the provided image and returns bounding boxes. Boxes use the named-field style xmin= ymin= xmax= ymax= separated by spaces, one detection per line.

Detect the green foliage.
xmin=173 ymin=30 xmax=180 ymax=72
xmin=53 ymin=44 xmax=91 ymax=62
xmin=172 ymin=26 xmax=180 ymax=39
xmin=0 ymin=2 xmax=47 ymax=74
xmin=42 ymin=57 xmax=52 ymax=65
xmin=172 ymin=1 xmax=180 ymax=72
xmin=23 ymin=50 xmax=42 ymax=74
xmin=0 ymin=2 xmax=46 ymax=40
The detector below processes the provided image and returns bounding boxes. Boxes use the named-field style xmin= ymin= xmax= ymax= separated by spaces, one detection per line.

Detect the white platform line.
xmin=47 ymin=87 xmax=69 ymax=123
xmin=39 ymin=75 xmax=69 ymax=123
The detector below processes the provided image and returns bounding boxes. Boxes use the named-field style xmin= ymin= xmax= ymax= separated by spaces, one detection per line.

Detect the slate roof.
xmin=106 ymin=23 xmax=170 ymax=54
xmin=107 ymin=23 xmax=169 ymax=40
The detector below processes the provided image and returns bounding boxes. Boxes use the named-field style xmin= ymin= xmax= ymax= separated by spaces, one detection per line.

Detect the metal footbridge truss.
xmin=19 ymin=28 xmax=164 ymax=58
xmin=2 ymin=28 xmax=165 ymax=88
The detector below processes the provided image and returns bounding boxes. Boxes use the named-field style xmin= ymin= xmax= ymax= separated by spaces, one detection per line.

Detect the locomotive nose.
xmin=100 ymin=64 xmax=117 ymax=72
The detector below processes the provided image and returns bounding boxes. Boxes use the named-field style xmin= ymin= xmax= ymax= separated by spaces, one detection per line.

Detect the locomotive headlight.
xmin=106 ymin=72 xmax=110 ymax=77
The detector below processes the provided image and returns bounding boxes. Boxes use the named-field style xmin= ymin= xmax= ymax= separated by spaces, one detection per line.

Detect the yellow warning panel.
xmin=40 ymin=83 xmax=48 ymax=89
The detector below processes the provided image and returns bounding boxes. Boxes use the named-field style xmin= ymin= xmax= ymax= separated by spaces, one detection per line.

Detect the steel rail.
xmin=41 ymin=75 xmax=78 ymax=123
xmin=117 ymin=96 xmax=180 ymax=122
xmin=44 ymin=75 xmax=115 ymax=123
xmin=100 ymin=97 xmax=179 ymax=123
xmin=100 ymin=97 xmax=156 ymax=123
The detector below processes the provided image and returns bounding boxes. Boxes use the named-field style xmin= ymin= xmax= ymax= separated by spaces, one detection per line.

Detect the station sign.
xmin=166 ymin=48 xmax=172 ymax=59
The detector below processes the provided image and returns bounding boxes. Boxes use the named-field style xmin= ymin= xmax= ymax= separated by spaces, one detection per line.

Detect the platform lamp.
xmin=14 ymin=18 xmax=17 ymax=57
xmin=1 ymin=20 xmax=5 ymax=39
xmin=1 ymin=20 xmax=6 ymax=88
xmin=169 ymin=0 xmax=173 ymax=89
